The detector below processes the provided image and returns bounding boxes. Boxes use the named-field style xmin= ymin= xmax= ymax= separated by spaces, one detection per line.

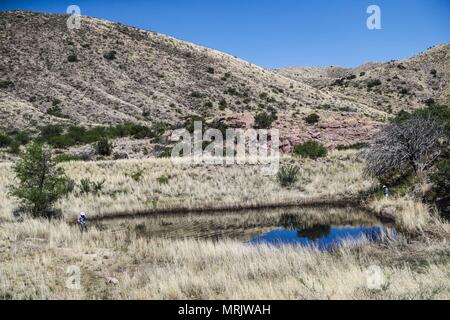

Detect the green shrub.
xmin=394 ymin=104 xmax=450 ymax=133
xmin=203 ymin=101 xmax=213 ymax=109
xmin=254 ymin=111 xmax=277 ymax=129
xmin=294 ymin=140 xmax=328 ymax=159
xmin=13 ymin=131 xmax=31 ymax=145
xmin=0 ymin=80 xmax=14 ymax=88
xmin=79 ymin=179 xmax=91 ymax=195
xmin=304 ymin=113 xmax=320 ymax=124
xmin=157 ymin=175 xmax=170 ymax=185
xmin=8 ymin=142 xmax=70 ymax=217
xmin=55 ymin=154 xmax=83 ymax=163
xmin=103 ymin=50 xmax=117 ymax=60
xmin=277 ymin=165 xmax=300 ymax=187
xmin=431 ymin=158 xmax=450 ymax=199
xmin=336 ymin=142 xmax=369 ymax=151
xmin=0 ymin=133 xmax=12 ymax=148
xmin=129 ymin=169 xmax=144 ymax=182
xmin=219 ymin=98 xmax=227 ymax=110
xmin=367 ymin=79 xmax=382 ymax=88
xmin=207 ymin=67 xmax=215 ymax=74
xmin=96 ymin=138 xmax=113 ymax=156
xmin=67 ymin=54 xmax=78 ymax=62
xmin=8 ymin=141 xmax=21 ymax=155
xmin=190 ymin=91 xmax=203 ymax=98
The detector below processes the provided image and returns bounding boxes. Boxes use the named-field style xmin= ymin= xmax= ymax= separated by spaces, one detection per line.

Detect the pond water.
xmin=94 ymin=207 xmax=396 ymax=250
xmin=248 ymin=225 xmax=392 ymax=250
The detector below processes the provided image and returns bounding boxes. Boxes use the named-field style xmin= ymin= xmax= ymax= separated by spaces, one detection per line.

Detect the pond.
xmin=93 ymin=206 xmax=396 ymax=250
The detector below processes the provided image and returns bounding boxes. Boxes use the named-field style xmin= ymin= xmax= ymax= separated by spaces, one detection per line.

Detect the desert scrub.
xmin=277 ymin=165 xmax=300 ymax=187
xmin=294 ymin=140 xmax=328 ymax=159
xmin=304 ymin=113 xmax=320 ymax=124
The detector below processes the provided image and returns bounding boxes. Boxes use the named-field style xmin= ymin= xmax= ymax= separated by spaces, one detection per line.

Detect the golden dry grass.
xmin=0 ymin=150 xmax=449 ymax=300
xmin=0 ymin=211 xmax=449 ymax=300
xmin=0 ymin=150 xmax=375 ymax=221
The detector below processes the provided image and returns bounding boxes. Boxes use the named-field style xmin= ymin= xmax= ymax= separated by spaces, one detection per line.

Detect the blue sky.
xmin=1 ymin=0 xmax=449 ymax=68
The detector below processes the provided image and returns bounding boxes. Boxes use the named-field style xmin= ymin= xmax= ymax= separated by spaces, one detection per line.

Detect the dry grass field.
xmin=0 ymin=150 xmax=449 ymax=300
xmin=0 ymin=150 xmax=375 ymax=221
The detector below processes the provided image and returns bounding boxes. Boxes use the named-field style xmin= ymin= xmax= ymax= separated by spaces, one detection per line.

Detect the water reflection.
xmin=249 ymin=225 xmax=389 ymax=250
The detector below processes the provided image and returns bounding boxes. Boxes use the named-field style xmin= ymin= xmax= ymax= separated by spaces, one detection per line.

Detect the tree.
xmin=365 ymin=117 xmax=446 ymax=179
xmin=9 ymin=142 xmax=70 ymax=217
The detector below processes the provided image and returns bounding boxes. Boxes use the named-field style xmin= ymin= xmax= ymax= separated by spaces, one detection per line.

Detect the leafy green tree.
xmin=9 ymin=142 xmax=70 ymax=217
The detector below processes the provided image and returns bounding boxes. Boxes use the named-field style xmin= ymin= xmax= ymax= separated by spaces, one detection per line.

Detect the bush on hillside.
xmin=304 ymin=113 xmax=320 ymax=124
xmin=293 ymin=140 xmax=328 ymax=159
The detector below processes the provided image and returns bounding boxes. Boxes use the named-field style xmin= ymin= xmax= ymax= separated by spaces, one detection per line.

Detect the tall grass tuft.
xmin=277 ymin=165 xmax=300 ymax=187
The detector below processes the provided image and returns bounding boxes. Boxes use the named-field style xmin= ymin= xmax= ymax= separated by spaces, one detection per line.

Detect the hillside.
xmin=0 ymin=11 xmax=371 ymax=128
xmin=275 ymin=43 xmax=450 ymax=115
xmin=0 ymin=10 xmax=448 ymax=155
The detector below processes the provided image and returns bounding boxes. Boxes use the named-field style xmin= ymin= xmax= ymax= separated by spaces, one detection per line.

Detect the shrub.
xmin=8 ymin=141 xmax=21 ymax=155
xmin=67 ymin=54 xmax=78 ymax=62
xmin=8 ymin=142 xmax=70 ymax=217
xmin=207 ymin=67 xmax=215 ymax=74
xmin=365 ymin=117 xmax=445 ymax=178
xmin=219 ymin=99 xmax=227 ymax=110
xmin=254 ymin=111 xmax=277 ymax=129
xmin=129 ymin=169 xmax=144 ymax=182
xmin=277 ymin=165 xmax=300 ymax=187
xmin=96 ymin=138 xmax=113 ymax=156
xmin=294 ymin=140 xmax=328 ymax=159
xmin=336 ymin=142 xmax=369 ymax=151
xmin=304 ymin=113 xmax=320 ymax=124
xmin=0 ymin=80 xmax=14 ymax=88
xmin=79 ymin=178 xmax=105 ymax=195
xmin=0 ymin=133 xmax=12 ymax=148
xmin=79 ymin=179 xmax=91 ymax=195
xmin=14 ymin=131 xmax=31 ymax=145
xmin=157 ymin=175 xmax=170 ymax=185
xmin=40 ymin=125 xmax=64 ymax=140
xmin=367 ymin=79 xmax=382 ymax=88
xmin=103 ymin=50 xmax=117 ymax=60
xmin=55 ymin=154 xmax=83 ymax=163
xmin=190 ymin=91 xmax=203 ymax=98
xmin=203 ymin=101 xmax=213 ymax=109
xmin=430 ymin=158 xmax=450 ymax=199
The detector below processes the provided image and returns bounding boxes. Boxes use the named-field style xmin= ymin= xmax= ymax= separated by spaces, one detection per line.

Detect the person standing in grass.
xmin=78 ymin=212 xmax=88 ymax=232
xmin=383 ymin=185 xmax=390 ymax=198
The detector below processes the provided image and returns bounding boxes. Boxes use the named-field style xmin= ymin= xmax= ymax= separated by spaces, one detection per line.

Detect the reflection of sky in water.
xmin=249 ymin=226 xmax=389 ymax=250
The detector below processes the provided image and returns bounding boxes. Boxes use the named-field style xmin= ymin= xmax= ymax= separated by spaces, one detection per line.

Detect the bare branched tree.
xmin=365 ymin=117 xmax=446 ymax=178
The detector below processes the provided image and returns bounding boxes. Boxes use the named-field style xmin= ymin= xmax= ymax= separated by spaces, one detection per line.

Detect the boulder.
xmin=380 ymin=206 xmax=396 ymax=219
